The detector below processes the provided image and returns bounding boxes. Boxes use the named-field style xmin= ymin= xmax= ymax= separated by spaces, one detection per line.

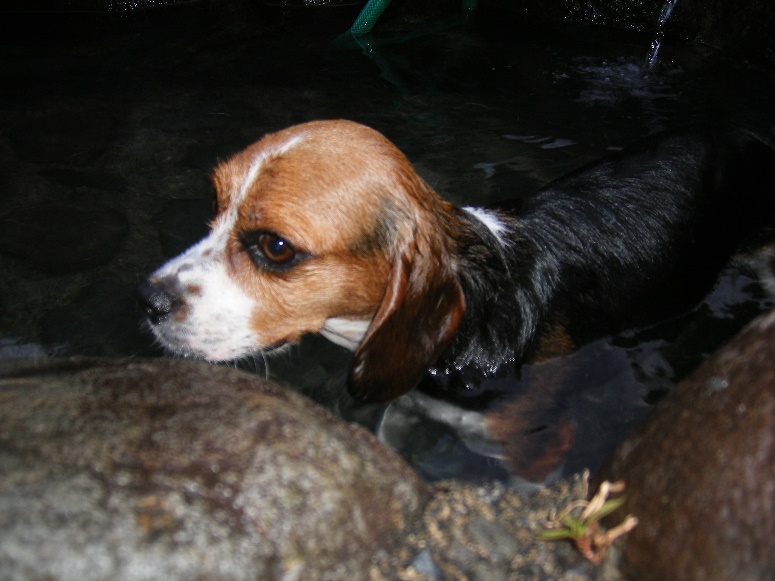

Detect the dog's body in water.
xmin=139 ymin=120 xmax=775 ymax=481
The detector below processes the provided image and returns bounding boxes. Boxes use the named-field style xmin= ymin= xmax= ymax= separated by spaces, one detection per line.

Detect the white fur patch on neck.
xmin=463 ymin=206 xmax=507 ymax=245
xmin=320 ymin=317 xmax=371 ymax=351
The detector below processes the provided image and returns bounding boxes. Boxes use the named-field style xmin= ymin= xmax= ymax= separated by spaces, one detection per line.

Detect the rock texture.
xmin=599 ymin=308 xmax=775 ymax=581
xmin=0 ymin=357 xmax=429 ymax=581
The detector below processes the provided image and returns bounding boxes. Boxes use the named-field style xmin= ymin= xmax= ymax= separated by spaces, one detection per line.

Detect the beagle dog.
xmin=139 ymin=120 xmax=775 ymax=478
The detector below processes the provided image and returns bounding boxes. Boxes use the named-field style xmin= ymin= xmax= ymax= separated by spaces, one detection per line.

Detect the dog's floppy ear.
xmin=347 ymin=223 xmax=466 ymax=403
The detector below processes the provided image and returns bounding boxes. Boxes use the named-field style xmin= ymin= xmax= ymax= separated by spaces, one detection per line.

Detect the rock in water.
xmin=0 ymin=204 xmax=129 ymax=274
xmin=0 ymin=358 xmax=429 ymax=581
xmin=599 ymin=308 xmax=775 ymax=581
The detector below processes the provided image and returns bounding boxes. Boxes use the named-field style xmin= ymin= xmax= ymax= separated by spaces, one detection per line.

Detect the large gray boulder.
xmin=0 ymin=357 xmax=429 ymax=581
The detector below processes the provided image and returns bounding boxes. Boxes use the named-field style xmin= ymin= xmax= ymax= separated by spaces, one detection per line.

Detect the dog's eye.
xmin=258 ymin=233 xmax=296 ymax=264
xmin=241 ymin=231 xmax=306 ymax=271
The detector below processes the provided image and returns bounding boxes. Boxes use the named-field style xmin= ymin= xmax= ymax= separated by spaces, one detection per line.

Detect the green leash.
xmin=350 ymin=0 xmax=477 ymax=36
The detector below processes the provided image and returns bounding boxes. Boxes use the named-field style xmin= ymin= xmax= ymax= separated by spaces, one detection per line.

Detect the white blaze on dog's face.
xmin=145 ymin=120 xmax=466 ymax=402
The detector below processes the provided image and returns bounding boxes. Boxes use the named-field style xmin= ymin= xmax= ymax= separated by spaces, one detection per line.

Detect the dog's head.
xmin=140 ymin=120 xmax=466 ymax=402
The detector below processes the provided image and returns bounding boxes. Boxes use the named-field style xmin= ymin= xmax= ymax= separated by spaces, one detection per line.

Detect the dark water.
xmin=1 ymin=3 xmax=773 ymax=482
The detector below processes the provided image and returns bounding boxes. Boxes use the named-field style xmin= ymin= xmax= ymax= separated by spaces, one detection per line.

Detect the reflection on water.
xmin=564 ymin=55 xmax=683 ymax=105
xmin=1 ymin=5 xmax=773 ymax=481
xmin=644 ymin=0 xmax=680 ymax=69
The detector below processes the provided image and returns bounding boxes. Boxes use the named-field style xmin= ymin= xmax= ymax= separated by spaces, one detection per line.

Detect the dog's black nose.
xmin=137 ymin=279 xmax=175 ymax=325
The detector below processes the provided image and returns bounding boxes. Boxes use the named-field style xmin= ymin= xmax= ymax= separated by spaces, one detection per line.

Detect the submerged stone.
xmin=0 ymin=358 xmax=429 ymax=581
xmin=156 ymin=198 xmax=214 ymax=258
xmin=0 ymin=203 xmax=129 ymax=274
xmin=9 ymin=109 xmax=116 ymax=165
xmin=41 ymin=281 xmax=159 ymax=357
xmin=39 ymin=168 xmax=128 ymax=192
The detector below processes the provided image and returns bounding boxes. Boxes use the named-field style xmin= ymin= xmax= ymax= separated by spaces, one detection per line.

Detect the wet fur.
xmin=417 ymin=127 xmax=775 ymax=405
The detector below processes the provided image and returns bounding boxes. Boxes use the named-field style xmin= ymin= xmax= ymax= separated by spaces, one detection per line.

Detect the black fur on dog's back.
xmin=525 ymin=127 xmax=775 ymax=335
xmin=425 ymin=127 xmax=775 ymax=401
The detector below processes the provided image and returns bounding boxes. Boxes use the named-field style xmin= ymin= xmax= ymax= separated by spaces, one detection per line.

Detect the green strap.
xmin=350 ymin=0 xmax=392 ymax=35
xmin=350 ymin=0 xmax=477 ymax=36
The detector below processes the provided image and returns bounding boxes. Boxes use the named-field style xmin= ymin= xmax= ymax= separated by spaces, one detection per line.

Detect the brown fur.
xmin=208 ymin=120 xmax=468 ymax=379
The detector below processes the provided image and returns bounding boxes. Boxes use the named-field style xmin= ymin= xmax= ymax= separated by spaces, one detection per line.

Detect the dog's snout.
xmin=137 ymin=279 xmax=177 ymax=325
